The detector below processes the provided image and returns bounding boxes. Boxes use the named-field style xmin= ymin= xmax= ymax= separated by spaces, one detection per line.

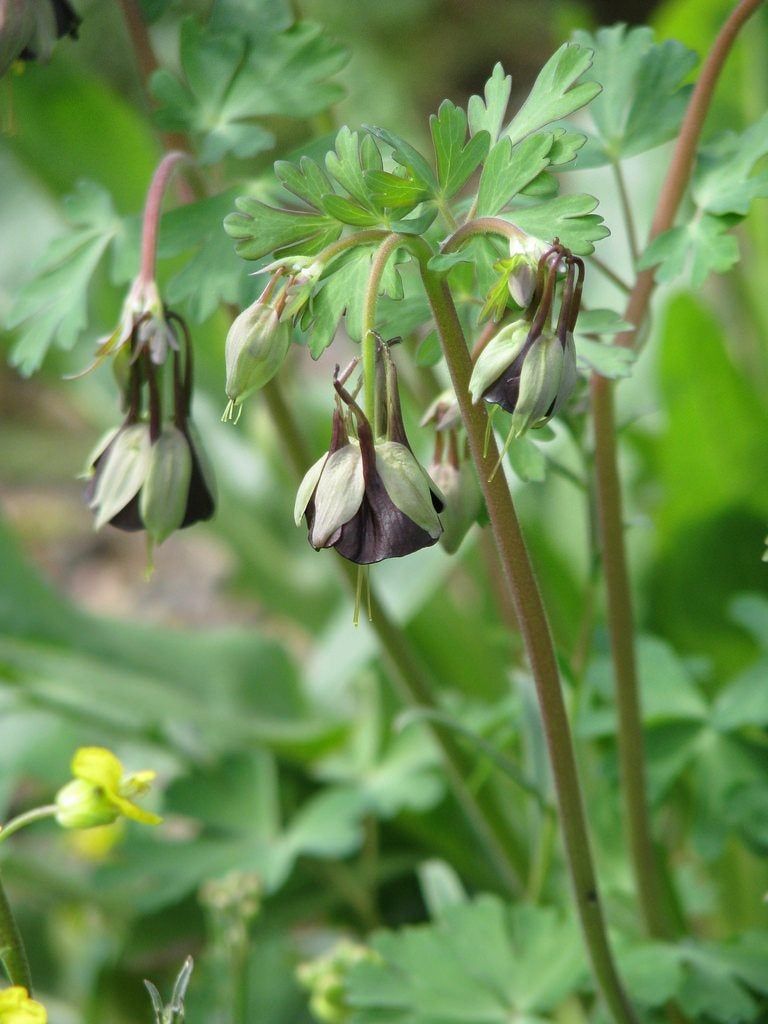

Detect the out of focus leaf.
xmin=152 ymin=19 xmax=347 ymax=163
xmin=573 ymin=25 xmax=697 ymax=165
xmin=347 ymin=898 xmax=585 ymax=1023
xmin=6 ymin=182 xmax=122 ymax=374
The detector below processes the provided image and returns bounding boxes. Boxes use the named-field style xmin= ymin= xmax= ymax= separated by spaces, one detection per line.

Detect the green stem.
xmin=611 ymin=161 xmax=639 ymax=264
xmin=0 ymin=870 xmax=32 ymax=991
xmin=263 ymin=379 xmax=524 ymax=894
xmin=362 ymin=233 xmax=404 ymax=423
xmin=405 ymin=237 xmax=637 ymax=1024
xmin=591 ymin=0 xmax=766 ymax=941
xmin=316 ymin=229 xmax=390 ymax=268
xmin=0 ymin=806 xmax=57 ymax=844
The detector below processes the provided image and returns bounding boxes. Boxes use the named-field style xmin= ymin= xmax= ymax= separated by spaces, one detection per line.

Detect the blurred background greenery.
xmin=1 ymin=0 xmax=768 ymax=1021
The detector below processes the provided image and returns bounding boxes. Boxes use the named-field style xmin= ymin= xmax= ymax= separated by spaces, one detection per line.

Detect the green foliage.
xmin=6 ymin=182 xmax=121 ymax=375
xmin=640 ymin=114 xmax=768 ymax=285
xmin=503 ymin=43 xmax=601 ymax=145
xmin=347 ymin=897 xmax=586 ymax=1023
xmin=152 ymin=17 xmax=347 ymax=163
xmin=573 ymin=25 xmax=697 ymax=165
xmin=429 ymin=101 xmax=490 ymax=199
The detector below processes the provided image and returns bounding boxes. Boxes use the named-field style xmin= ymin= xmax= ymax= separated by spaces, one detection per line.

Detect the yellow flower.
xmin=0 ymin=987 xmax=47 ymax=1024
xmin=55 ymin=747 xmax=162 ymax=830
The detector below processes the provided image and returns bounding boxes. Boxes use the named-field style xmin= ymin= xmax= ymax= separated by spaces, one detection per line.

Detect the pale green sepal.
xmin=91 ymin=424 xmax=152 ymax=529
xmin=294 ymin=451 xmax=329 ymax=525
xmin=140 ymin=427 xmax=193 ymax=545
xmin=375 ymin=442 xmax=442 ymax=539
xmin=79 ymin=425 xmax=121 ymax=481
xmin=510 ymin=333 xmax=562 ymax=436
xmin=550 ymin=332 xmax=578 ymax=416
xmin=55 ymin=779 xmax=119 ymax=830
xmin=468 ymin=321 xmax=529 ymax=403
xmin=225 ymin=302 xmax=291 ymax=405
xmin=310 ymin=444 xmax=364 ymax=548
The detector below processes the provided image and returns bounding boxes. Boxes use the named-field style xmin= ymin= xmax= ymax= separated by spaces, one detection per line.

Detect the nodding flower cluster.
xmin=83 ymin=296 xmax=215 ymax=560
xmin=470 ymin=238 xmax=583 ymax=455
xmin=0 ymin=0 xmax=79 ymax=77
xmin=295 ymin=341 xmax=445 ymax=567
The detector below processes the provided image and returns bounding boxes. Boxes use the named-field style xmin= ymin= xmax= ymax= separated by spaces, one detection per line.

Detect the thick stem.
xmin=590 ymin=0 xmax=765 ymax=940
xmin=362 ymin=234 xmax=403 ymax=424
xmin=443 ymin=216 xmax=527 ymax=253
xmin=0 ymin=870 xmax=32 ymax=991
xmin=412 ymin=249 xmax=637 ymax=1024
xmin=263 ymin=380 xmax=524 ymax=894
xmin=139 ymin=151 xmax=188 ymax=286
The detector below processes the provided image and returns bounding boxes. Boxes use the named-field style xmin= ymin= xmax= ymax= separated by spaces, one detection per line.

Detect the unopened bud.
xmin=140 ymin=426 xmax=193 ymax=546
xmin=224 ymin=300 xmax=291 ymax=419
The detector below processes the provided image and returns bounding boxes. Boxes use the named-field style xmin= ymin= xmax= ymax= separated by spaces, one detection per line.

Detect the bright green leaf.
xmin=504 ymin=43 xmax=601 ymax=146
xmin=320 ymin=194 xmax=382 ymax=227
xmin=467 ymin=62 xmax=512 ymax=144
xmin=508 ymin=194 xmax=609 ymax=255
xmin=429 ymin=100 xmax=490 ymax=198
xmin=224 ymin=196 xmax=341 ymax=261
xmin=476 ymin=134 xmax=552 ymax=216
xmin=364 ymin=125 xmax=438 ymax=193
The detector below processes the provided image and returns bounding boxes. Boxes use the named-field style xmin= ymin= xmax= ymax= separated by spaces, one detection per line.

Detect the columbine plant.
xmin=77 ymin=153 xmax=216 ymax=563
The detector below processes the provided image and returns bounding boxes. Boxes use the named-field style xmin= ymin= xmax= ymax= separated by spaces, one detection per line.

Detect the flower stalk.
xmin=407 ymin=237 xmax=638 ymax=1024
xmin=590 ymin=0 xmax=766 ymax=941
xmin=139 ymin=150 xmax=188 ymax=286
xmin=0 ymin=872 xmax=32 ymax=991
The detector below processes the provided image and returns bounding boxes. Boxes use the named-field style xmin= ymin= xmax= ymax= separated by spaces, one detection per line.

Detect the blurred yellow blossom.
xmin=0 ymin=987 xmax=47 ymax=1024
xmin=55 ymin=747 xmax=162 ymax=830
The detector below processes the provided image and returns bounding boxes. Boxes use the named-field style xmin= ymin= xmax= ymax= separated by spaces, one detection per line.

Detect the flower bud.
xmin=54 ymin=778 xmax=120 ymax=830
xmin=224 ymin=299 xmax=291 ymax=418
xmin=140 ymin=426 xmax=193 ymax=546
xmin=469 ymin=321 xmax=529 ymax=405
xmin=507 ymin=233 xmax=549 ymax=308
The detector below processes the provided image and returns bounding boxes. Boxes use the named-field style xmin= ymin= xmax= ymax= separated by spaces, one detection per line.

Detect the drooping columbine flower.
xmin=55 ymin=747 xmax=162 ymax=829
xmin=0 ymin=986 xmax=47 ymax=1024
xmin=469 ymin=244 xmax=581 ymax=439
xmin=84 ymin=319 xmax=215 ymax=543
xmin=295 ymin=355 xmax=443 ymax=564
xmin=223 ymin=281 xmax=291 ymax=421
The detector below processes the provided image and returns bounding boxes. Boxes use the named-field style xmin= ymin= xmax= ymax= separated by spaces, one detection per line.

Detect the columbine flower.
xmin=223 ymin=283 xmax=291 ymax=421
xmin=295 ymin=353 xmax=443 ymax=564
xmin=83 ymin=318 xmax=215 ymax=543
xmin=469 ymin=244 xmax=581 ymax=439
xmin=0 ymin=986 xmax=47 ymax=1024
xmin=428 ymin=442 xmax=482 ymax=555
xmin=55 ymin=747 xmax=162 ymax=829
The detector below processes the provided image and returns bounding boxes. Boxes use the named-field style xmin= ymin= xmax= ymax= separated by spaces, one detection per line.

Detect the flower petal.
xmin=468 ymin=321 xmax=529 ymax=403
xmin=71 ymin=747 xmax=123 ymax=790
xmin=109 ymin=793 xmax=163 ymax=826
xmin=294 ymin=451 xmax=328 ymax=526
xmin=310 ymin=445 xmax=365 ymax=548
xmin=375 ymin=442 xmax=442 ymax=539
